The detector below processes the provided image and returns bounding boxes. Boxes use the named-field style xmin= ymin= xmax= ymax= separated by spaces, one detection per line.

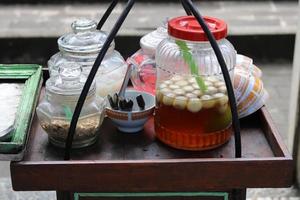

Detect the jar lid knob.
xmin=71 ymin=18 xmax=97 ymax=34
xmin=58 ymin=62 xmax=82 ymax=82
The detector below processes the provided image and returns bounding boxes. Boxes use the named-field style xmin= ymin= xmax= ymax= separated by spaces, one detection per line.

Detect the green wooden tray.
xmin=0 ymin=64 xmax=42 ymax=161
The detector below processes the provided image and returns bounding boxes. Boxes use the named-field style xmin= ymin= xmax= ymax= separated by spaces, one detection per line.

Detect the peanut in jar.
xmin=155 ymin=75 xmax=232 ymax=151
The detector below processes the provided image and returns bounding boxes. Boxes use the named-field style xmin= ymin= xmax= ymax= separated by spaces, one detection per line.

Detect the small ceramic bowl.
xmin=106 ymin=90 xmax=155 ymax=133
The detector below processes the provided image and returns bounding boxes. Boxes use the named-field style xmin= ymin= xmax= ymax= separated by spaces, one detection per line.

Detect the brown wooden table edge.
xmin=259 ymin=106 xmax=292 ymax=158
xmin=10 ymin=107 xmax=294 ymax=192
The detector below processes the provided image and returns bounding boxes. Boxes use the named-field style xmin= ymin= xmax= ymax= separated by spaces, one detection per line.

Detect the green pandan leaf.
xmin=176 ymin=40 xmax=190 ymax=51
xmin=175 ymin=40 xmax=207 ymax=92
xmin=63 ymin=105 xmax=73 ymax=122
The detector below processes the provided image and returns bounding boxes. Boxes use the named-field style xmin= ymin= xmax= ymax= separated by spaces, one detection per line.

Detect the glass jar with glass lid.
xmin=155 ymin=16 xmax=236 ymax=151
xmin=48 ymin=18 xmax=127 ymax=98
xmin=129 ymin=20 xmax=168 ymax=95
xmin=36 ymin=62 xmax=106 ymax=148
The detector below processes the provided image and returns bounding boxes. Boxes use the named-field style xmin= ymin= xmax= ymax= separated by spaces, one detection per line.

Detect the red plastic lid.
xmin=168 ymin=16 xmax=227 ymax=41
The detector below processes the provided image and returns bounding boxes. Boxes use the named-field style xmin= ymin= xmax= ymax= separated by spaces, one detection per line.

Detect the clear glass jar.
xmin=155 ymin=16 xmax=236 ymax=151
xmin=129 ymin=21 xmax=168 ymax=94
xmin=48 ymin=18 xmax=127 ymax=98
xmin=36 ymin=63 xmax=106 ymax=148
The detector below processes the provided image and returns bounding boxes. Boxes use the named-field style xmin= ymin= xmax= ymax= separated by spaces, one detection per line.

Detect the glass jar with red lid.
xmin=155 ymin=16 xmax=236 ymax=151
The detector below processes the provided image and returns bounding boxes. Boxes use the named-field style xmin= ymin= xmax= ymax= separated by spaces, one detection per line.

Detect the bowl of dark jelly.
xmin=106 ymin=90 xmax=155 ymax=133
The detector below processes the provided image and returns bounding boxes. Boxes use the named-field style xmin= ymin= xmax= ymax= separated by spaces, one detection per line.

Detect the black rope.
xmin=181 ymin=0 xmax=192 ymax=15
xmin=97 ymin=0 xmax=119 ymax=30
xmin=64 ymin=0 xmax=136 ymax=160
xmin=185 ymin=0 xmax=242 ymax=158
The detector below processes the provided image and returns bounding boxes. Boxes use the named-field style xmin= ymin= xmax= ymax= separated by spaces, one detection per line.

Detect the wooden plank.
xmin=259 ymin=107 xmax=292 ymax=158
xmin=10 ymin=157 xmax=292 ymax=192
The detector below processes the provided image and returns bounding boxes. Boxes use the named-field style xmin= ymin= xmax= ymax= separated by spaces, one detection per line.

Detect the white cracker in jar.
xmin=183 ymin=85 xmax=194 ymax=93
xmin=201 ymin=95 xmax=216 ymax=109
xmin=174 ymin=88 xmax=185 ymax=96
xmin=162 ymin=93 xmax=176 ymax=106
xmin=173 ymin=96 xmax=188 ymax=110
xmin=205 ymin=86 xmax=218 ymax=95
xmin=187 ymin=98 xmax=202 ymax=113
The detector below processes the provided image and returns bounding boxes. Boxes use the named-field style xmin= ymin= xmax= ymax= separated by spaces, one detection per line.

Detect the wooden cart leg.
xmin=232 ymin=189 xmax=247 ymax=200
xmin=56 ymin=191 xmax=72 ymax=200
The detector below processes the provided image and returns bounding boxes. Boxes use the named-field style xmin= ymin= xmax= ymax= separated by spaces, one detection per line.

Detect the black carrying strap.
xmin=97 ymin=0 xmax=119 ymax=30
xmin=184 ymin=0 xmax=242 ymax=158
xmin=64 ymin=0 xmax=136 ymax=160
xmin=181 ymin=0 xmax=192 ymax=16
xmin=64 ymin=0 xmax=242 ymax=160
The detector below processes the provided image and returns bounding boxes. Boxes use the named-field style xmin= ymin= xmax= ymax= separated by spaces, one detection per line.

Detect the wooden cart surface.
xmin=10 ymin=105 xmax=293 ymax=200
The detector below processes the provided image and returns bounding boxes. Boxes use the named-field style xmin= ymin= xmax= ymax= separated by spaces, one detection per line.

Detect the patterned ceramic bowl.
xmin=106 ymin=90 xmax=155 ymax=133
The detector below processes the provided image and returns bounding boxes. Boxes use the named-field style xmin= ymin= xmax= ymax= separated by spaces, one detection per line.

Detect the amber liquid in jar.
xmin=155 ymin=75 xmax=232 ymax=150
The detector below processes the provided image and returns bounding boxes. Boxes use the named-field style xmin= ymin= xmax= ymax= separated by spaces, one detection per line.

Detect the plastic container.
xmin=48 ymin=18 xmax=127 ymax=98
xmin=234 ymin=67 xmax=268 ymax=118
xmin=128 ymin=21 xmax=168 ymax=94
xmin=235 ymin=54 xmax=262 ymax=78
xmin=155 ymin=16 xmax=237 ymax=151
xmin=36 ymin=63 xmax=106 ymax=148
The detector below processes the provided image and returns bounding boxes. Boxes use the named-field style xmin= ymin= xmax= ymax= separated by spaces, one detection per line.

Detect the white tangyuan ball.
xmin=159 ymin=83 xmax=168 ymax=90
xmin=188 ymin=77 xmax=197 ymax=84
xmin=218 ymin=103 xmax=229 ymax=114
xmin=215 ymin=81 xmax=226 ymax=88
xmin=162 ymin=93 xmax=176 ymax=106
xmin=204 ymin=81 xmax=213 ymax=87
xmin=163 ymin=80 xmax=173 ymax=85
xmin=176 ymin=80 xmax=189 ymax=87
xmin=205 ymin=86 xmax=218 ymax=95
xmin=156 ymin=90 xmax=163 ymax=103
xmin=186 ymin=93 xmax=198 ymax=99
xmin=192 ymin=89 xmax=202 ymax=97
xmin=173 ymin=96 xmax=188 ymax=110
xmin=183 ymin=86 xmax=194 ymax=93
xmin=174 ymin=89 xmax=185 ymax=96
xmin=213 ymin=93 xmax=229 ymax=105
xmin=169 ymin=84 xmax=180 ymax=90
xmin=171 ymin=75 xmax=183 ymax=82
xmin=187 ymin=98 xmax=202 ymax=113
xmin=201 ymin=95 xmax=216 ymax=109
xmin=218 ymin=86 xmax=227 ymax=94
xmin=206 ymin=77 xmax=219 ymax=83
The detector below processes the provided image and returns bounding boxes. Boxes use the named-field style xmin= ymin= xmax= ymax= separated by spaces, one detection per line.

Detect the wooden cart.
xmin=10 ymin=103 xmax=293 ymax=200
